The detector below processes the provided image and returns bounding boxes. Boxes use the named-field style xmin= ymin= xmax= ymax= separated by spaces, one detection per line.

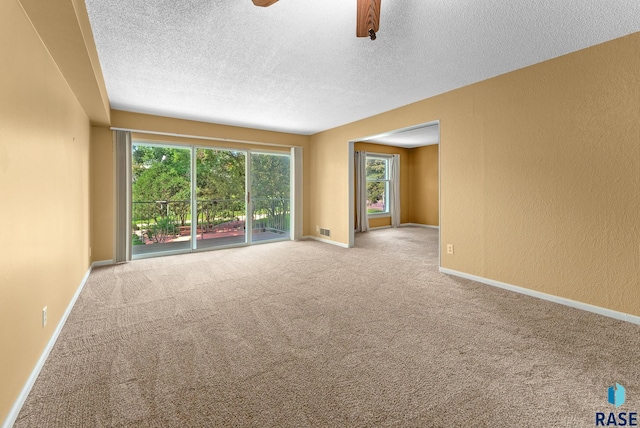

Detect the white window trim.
xmin=365 ymin=153 xmax=393 ymax=218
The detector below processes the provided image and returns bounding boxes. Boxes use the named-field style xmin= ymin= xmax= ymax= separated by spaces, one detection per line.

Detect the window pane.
xmin=251 ymin=152 xmax=291 ymax=242
xmin=131 ymin=144 xmax=192 ymax=256
xmin=195 ymin=148 xmax=246 ymax=249
xmin=366 ymin=157 xmax=387 ymax=180
xmin=366 ymin=181 xmax=388 ymax=214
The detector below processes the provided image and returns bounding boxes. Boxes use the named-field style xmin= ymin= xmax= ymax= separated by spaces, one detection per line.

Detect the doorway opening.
xmin=348 ymin=121 xmax=440 ymax=253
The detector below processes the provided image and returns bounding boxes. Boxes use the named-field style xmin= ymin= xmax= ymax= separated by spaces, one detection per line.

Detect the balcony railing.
xmin=251 ymin=197 xmax=290 ymax=234
xmin=132 ymin=198 xmax=290 ymax=245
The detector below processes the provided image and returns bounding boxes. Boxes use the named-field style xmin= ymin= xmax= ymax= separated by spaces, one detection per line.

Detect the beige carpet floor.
xmin=15 ymin=227 xmax=640 ymax=427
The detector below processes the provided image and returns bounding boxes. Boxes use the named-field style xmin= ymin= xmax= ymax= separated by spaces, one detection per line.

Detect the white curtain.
xmin=114 ymin=130 xmax=132 ymax=263
xmin=389 ymin=154 xmax=401 ymax=228
xmin=355 ymin=151 xmax=369 ymax=232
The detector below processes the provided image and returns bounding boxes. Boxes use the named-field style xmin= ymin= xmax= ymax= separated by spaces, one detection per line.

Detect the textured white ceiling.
xmin=363 ymin=123 xmax=440 ymax=148
xmin=85 ymin=0 xmax=640 ymax=135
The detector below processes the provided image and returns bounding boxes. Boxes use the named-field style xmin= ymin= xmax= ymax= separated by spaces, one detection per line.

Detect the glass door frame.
xmin=191 ymin=146 xmax=293 ymax=252
xmin=247 ymin=149 xmax=293 ymax=246
xmin=131 ymin=139 xmax=294 ymax=259
xmin=192 ymin=146 xmax=248 ymax=251
xmin=130 ymin=141 xmax=194 ymax=260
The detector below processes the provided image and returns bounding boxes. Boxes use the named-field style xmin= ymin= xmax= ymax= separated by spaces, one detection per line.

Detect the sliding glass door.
xmin=250 ymin=152 xmax=291 ymax=242
xmin=195 ymin=148 xmax=246 ymax=250
xmin=131 ymin=144 xmax=192 ymax=257
xmin=131 ymin=143 xmax=291 ymax=258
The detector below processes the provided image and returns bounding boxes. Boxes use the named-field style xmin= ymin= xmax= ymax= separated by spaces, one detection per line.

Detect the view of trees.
xmin=131 ymin=144 xmax=290 ymax=246
xmin=251 ymin=153 xmax=290 ymax=227
xmin=196 ymin=149 xmax=246 ymax=234
xmin=132 ymin=146 xmax=191 ymax=243
xmin=366 ymin=157 xmax=388 ymax=213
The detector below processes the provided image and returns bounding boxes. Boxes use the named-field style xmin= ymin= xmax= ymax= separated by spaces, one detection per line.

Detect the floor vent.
xmin=319 ymin=228 xmax=331 ymax=237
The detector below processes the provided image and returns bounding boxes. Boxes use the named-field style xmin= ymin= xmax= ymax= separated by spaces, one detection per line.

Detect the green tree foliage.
xmin=196 ymin=149 xmax=246 ymax=231
xmin=131 ymin=145 xmax=291 ymax=242
xmin=132 ymin=145 xmax=191 ymax=231
xmin=251 ymin=153 xmax=290 ymax=220
xmin=366 ymin=158 xmax=387 ymax=207
xmin=196 ymin=149 xmax=245 ymax=200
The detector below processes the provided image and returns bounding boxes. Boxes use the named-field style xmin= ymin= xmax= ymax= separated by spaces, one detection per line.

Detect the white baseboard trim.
xmin=2 ymin=266 xmax=93 ymax=428
xmin=303 ymin=235 xmax=350 ymax=249
xmin=439 ymin=267 xmax=640 ymax=326
xmin=91 ymin=260 xmax=113 ymax=268
xmin=401 ymin=223 xmax=439 ymax=230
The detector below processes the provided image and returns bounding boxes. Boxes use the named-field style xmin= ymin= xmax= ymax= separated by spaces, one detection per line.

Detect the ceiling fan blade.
xmin=357 ymin=0 xmax=381 ymax=39
xmin=252 ymin=0 xmax=279 ymax=6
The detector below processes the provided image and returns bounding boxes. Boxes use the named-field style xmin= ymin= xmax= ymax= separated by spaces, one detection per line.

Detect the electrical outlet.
xmin=447 ymin=244 xmax=454 ymax=255
xmin=316 ymin=225 xmax=320 ymax=232
xmin=42 ymin=306 xmax=47 ymax=328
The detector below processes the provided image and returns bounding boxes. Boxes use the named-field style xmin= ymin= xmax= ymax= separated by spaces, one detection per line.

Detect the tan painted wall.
xmin=310 ymin=33 xmax=640 ymax=316
xmin=308 ymin=132 xmax=349 ymax=243
xmin=354 ymin=142 xmax=411 ymax=229
xmin=0 ymin=0 xmax=91 ymax=422
xmin=18 ymin=0 xmax=110 ymax=125
xmin=408 ymin=144 xmax=439 ymax=226
xmin=90 ymin=126 xmax=114 ymax=261
xmin=111 ymin=110 xmax=309 ymax=149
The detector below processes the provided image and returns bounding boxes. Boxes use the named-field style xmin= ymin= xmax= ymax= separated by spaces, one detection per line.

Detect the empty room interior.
xmin=2 ymin=0 xmax=640 ymax=426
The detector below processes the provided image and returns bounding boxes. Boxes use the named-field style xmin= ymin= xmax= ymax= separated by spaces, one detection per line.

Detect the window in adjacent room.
xmin=365 ymin=155 xmax=390 ymax=216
